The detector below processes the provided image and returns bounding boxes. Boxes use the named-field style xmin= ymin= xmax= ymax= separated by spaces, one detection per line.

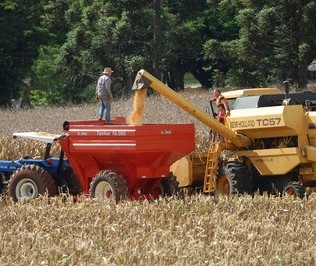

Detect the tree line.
xmin=1 ymin=0 xmax=316 ymax=107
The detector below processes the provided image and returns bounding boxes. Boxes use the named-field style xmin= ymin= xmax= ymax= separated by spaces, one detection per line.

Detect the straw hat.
xmin=103 ymin=67 xmax=114 ymax=74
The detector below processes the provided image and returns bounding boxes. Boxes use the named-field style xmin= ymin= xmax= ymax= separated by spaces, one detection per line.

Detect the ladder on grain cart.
xmin=203 ymin=139 xmax=223 ymax=193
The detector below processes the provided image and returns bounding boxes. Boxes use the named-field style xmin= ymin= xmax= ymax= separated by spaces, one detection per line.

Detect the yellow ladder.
xmin=203 ymin=140 xmax=223 ymax=193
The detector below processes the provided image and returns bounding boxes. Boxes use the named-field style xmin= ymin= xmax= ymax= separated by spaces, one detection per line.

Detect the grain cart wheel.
xmin=89 ymin=170 xmax=128 ymax=203
xmin=150 ymin=182 xmax=164 ymax=199
xmin=283 ymin=181 xmax=305 ymax=199
xmin=216 ymin=163 xmax=252 ymax=196
xmin=7 ymin=164 xmax=58 ymax=202
xmin=162 ymin=173 xmax=180 ymax=196
xmin=65 ymin=168 xmax=83 ymax=196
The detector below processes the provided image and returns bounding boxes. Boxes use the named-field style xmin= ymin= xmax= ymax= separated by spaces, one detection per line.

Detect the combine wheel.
xmin=216 ymin=162 xmax=252 ymax=196
xmin=64 ymin=168 xmax=83 ymax=196
xmin=89 ymin=170 xmax=128 ymax=203
xmin=162 ymin=173 xmax=180 ymax=196
xmin=7 ymin=164 xmax=58 ymax=202
xmin=252 ymin=176 xmax=278 ymax=196
xmin=283 ymin=181 xmax=305 ymax=199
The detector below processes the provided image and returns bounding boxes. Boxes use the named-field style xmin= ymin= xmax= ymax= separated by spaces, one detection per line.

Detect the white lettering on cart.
xmin=161 ymin=129 xmax=172 ymax=135
xmin=97 ymin=131 xmax=111 ymax=136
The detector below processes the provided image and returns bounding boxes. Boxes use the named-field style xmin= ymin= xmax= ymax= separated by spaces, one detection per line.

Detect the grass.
xmin=184 ymin=72 xmax=201 ymax=88
xmin=0 ymin=89 xmax=315 ymax=265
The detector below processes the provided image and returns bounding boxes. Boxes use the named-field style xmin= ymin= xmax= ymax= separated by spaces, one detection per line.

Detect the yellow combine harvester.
xmin=132 ymin=69 xmax=316 ymax=198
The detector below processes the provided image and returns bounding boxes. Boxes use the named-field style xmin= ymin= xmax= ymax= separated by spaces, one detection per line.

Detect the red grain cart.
xmin=59 ymin=117 xmax=195 ymax=202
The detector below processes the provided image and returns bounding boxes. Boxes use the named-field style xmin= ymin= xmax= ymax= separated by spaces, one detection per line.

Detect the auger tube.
xmin=132 ymin=69 xmax=250 ymax=148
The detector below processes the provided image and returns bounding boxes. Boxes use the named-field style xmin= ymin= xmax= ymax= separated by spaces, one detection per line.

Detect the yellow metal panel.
xmin=170 ymin=153 xmax=207 ymax=187
xmin=305 ymin=112 xmax=316 ymax=126
xmin=227 ymin=105 xmax=307 ymax=137
xmin=306 ymin=112 xmax=316 ymax=146
xmin=299 ymin=163 xmax=316 ymax=183
xmin=170 ymin=155 xmax=193 ymax=187
xmin=305 ymin=146 xmax=316 ymax=162
xmin=238 ymin=148 xmax=302 ymax=175
xmin=222 ymin=88 xmax=282 ymax=99
xmin=191 ymin=153 xmax=207 ymax=185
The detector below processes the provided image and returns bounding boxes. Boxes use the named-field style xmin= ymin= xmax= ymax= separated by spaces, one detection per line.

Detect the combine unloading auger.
xmin=132 ymin=69 xmax=252 ymax=148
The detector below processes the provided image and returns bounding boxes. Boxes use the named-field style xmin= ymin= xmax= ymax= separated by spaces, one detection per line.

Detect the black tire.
xmin=162 ymin=173 xmax=180 ymax=196
xmin=149 ymin=182 xmax=165 ymax=199
xmin=89 ymin=170 xmax=128 ymax=203
xmin=283 ymin=181 xmax=305 ymax=199
xmin=64 ymin=168 xmax=83 ymax=196
xmin=0 ymin=173 xmax=7 ymax=196
xmin=7 ymin=164 xmax=58 ymax=202
xmin=252 ymin=175 xmax=278 ymax=196
xmin=216 ymin=162 xmax=252 ymax=196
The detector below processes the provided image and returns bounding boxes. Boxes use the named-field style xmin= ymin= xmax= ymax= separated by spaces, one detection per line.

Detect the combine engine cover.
xmin=227 ymin=99 xmax=311 ymax=176
xmin=227 ymin=105 xmax=307 ymax=139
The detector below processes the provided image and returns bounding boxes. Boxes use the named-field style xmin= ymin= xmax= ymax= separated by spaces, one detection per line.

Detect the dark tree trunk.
xmin=153 ymin=0 xmax=162 ymax=78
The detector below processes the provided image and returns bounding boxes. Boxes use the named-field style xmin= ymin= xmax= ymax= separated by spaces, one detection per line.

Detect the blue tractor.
xmin=0 ymin=132 xmax=82 ymax=201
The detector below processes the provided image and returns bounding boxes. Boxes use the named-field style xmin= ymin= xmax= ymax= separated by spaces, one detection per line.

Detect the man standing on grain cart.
xmin=211 ymin=89 xmax=230 ymax=124
xmin=96 ymin=67 xmax=114 ymax=123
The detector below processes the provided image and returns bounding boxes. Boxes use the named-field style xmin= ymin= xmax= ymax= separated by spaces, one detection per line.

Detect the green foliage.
xmin=0 ymin=0 xmax=51 ymax=106
xmin=2 ymin=0 xmax=316 ymax=107
xmin=31 ymin=45 xmax=93 ymax=106
xmin=203 ymin=0 xmax=316 ymax=88
xmin=30 ymin=83 xmax=94 ymax=106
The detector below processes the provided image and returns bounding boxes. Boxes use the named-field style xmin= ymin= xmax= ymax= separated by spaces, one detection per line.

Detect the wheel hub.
xmin=15 ymin=178 xmax=38 ymax=199
xmin=217 ymin=175 xmax=230 ymax=195
xmin=95 ymin=181 xmax=114 ymax=202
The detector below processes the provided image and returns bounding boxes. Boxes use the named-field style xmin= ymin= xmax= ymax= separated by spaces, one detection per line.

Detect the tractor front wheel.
xmin=89 ymin=170 xmax=128 ymax=203
xmin=8 ymin=164 xmax=58 ymax=202
xmin=216 ymin=162 xmax=252 ymax=196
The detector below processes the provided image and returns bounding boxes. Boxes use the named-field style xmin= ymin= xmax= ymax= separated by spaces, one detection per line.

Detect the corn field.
xmin=1 ymin=90 xmax=316 ymax=265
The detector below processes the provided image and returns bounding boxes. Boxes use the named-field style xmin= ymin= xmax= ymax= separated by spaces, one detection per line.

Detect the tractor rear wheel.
xmin=283 ymin=181 xmax=305 ymax=199
xmin=162 ymin=173 xmax=180 ymax=196
xmin=216 ymin=162 xmax=252 ymax=196
xmin=8 ymin=164 xmax=58 ymax=202
xmin=89 ymin=170 xmax=128 ymax=203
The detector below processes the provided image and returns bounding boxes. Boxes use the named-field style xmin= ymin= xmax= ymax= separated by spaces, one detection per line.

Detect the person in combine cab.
xmin=96 ymin=67 xmax=114 ymax=123
xmin=216 ymin=103 xmax=226 ymax=124
xmin=211 ymin=89 xmax=230 ymax=124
